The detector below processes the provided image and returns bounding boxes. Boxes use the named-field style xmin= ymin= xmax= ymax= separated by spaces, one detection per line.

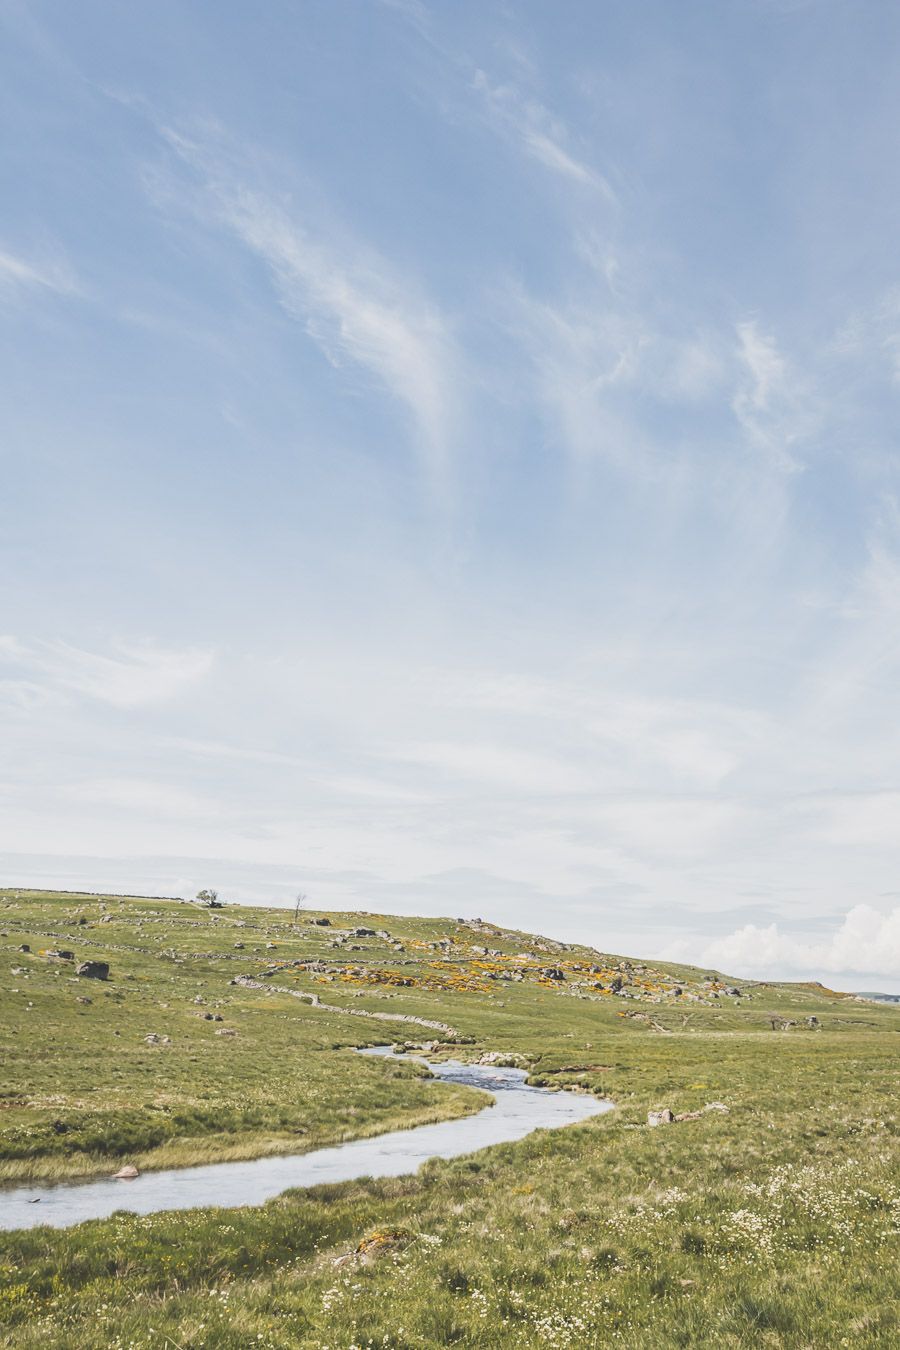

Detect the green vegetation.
xmin=1 ymin=888 xmax=898 ymax=1347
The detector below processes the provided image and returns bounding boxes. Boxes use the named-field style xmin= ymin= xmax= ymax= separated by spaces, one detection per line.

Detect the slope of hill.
xmin=1 ymin=888 xmax=897 ymax=1347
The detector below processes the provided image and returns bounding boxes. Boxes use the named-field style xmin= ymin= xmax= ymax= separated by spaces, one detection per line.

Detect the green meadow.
xmin=1 ymin=888 xmax=897 ymax=1347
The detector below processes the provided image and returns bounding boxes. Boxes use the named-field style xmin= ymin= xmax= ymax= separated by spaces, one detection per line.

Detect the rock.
xmin=215 ymin=1026 xmax=237 ymax=1036
xmin=201 ymin=1012 xmax=224 ymax=1021
xmin=113 ymin=1165 xmax=139 ymax=1180
xmin=76 ymin=961 xmax=109 ymax=980
xmin=76 ymin=996 xmax=92 ymax=1005
xmin=540 ymin=967 xmax=566 ymax=981
xmin=724 ymin=987 xmax=742 ymax=997
xmin=350 ymin=927 xmax=375 ymax=937
xmin=266 ymin=942 xmax=276 ymax=949
xmin=233 ymin=942 xmax=244 ymax=949
xmin=703 ymin=1101 xmax=730 ymax=1113
xmin=477 ymin=1051 xmax=527 ymax=1067
xmin=144 ymin=1033 xmax=170 ymax=1045
xmin=17 ymin=944 xmax=30 ymax=953
xmin=647 ymin=1108 xmax=674 ymax=1127
xmin=312 ymin=917 xmax=331 ymax=926
xmin=806 ymin=1016 xmax=819 ymax=1027
xmin=46 ymin=950 xmax=74 ymax=961
xmin=674 ymin=1110 xmax=703 ymax=1121
xmin=100 ymin=914 xmax=113 ymax=923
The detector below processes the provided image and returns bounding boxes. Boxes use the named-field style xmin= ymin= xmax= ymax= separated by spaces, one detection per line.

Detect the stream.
xmin=0 ymin=1046 xmax=612 ymax=1231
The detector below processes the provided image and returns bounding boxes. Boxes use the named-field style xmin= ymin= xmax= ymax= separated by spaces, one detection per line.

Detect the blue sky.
xmin=3 ymin=0 xmax=900 ymax=988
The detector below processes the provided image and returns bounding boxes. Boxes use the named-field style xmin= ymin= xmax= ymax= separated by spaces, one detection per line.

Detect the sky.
xmin=2 ymin=0 xmax=900 ymax=991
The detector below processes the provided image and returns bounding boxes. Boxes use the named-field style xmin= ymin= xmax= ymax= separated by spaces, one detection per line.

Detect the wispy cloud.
xmin=0 ymin=244 xmax=77 ymax=300
xmin=732 ymin=320 xmax=813 ymax=470
xmin=472 ymin=70 xmax=616 ymax=200
xmin=0 ymin=638 xmax=213 ymax=708
xmin=156 ymin=129 xmax=460 ymax=486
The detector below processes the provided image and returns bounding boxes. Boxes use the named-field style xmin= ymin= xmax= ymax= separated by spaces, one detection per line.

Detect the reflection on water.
xmin=0 ymin=1046 xmax=612 ymax=1232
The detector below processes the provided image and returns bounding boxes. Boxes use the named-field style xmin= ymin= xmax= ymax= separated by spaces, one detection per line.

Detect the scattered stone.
xmin=477 ymin=1051 xmax=527 ymax=1067
xmin=540 ymin=967 xmax=565 ymax=981
xmin=350 ymin=927 xmax=375 ymax=938
xmin=100 ymin=914 xmax=114 ymax=923
xmin=311 ymin=917 xmax=331 ymax=927
xmin=45 ymin=950 xmax=74 ymax=961
xmin=76 ymin=996 xmax=92 ymax=1005
xmin=647 ymin=1108 xmax=674 ymax=1127
xmin=233 ymin=942 xmax=244 ymax=950
xmin=201 ymin=1012 xmax=224 ymax=1021
xmin=76 ymin=961 xmax=109 ymax=980
xmin=215 ymin=1026 xmax=237 ymax=1036
xmin=703 ymin=1101 xmax=729 ymax=1113
xmin=144 ymin=1033 xmax=170 ymax=1045
xmin=17 ymin=944 xmax=30 ymax=953
xmin=113 ymin=1165 xmax=139 ymax=1180
xmin=806 ymin=1016 xmax=819 ymax=1027
xmin=674 ymin=1110 xmax=703 ymax=1121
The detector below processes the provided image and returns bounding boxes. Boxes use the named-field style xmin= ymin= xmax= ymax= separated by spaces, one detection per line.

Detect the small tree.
xmin=293 ymin=891 xmax=307 ymax=927
xmin=196 ymin=888 xmax=220 ymax=908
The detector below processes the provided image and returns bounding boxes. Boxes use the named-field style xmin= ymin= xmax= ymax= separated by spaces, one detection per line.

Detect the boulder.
xmin=113 ymin=1165 xmax=139 ymax=1180
xmin=647 ymin=1108 xmax=674 ymax=1127
xmin=311 ymin=917 xmax=331 ymax=926
xmin=215 ymin=1026 xmax=237 ymax=1036
xmin=17 ymin=944 xmax=30 ymax=953
xmin=144 ymin=1033 xmax=170 ymax=1045
xmin=76 ymin=961 xmax=109 ymax=980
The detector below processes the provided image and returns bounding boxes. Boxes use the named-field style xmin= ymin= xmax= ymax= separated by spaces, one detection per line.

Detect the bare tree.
xmin=196 ymin=888 xmax=221 ymax=908
xmin=293 ymin=891 xmax=308 ymax=927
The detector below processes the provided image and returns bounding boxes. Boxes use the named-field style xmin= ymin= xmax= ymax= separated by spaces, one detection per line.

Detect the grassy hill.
xmin=1 ymin=888 xmax=897 ymax=1347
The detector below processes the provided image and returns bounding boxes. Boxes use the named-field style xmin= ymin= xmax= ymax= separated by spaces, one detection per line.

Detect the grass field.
xmin=1 ymin=888 xmax=897 ymax=1347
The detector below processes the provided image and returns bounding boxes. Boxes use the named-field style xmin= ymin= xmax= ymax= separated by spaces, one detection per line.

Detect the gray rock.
xmin=113 ymin=1165 xmax=139 ymax=1179
xmin=647 ymin=1108 xmax=674 ymax=1127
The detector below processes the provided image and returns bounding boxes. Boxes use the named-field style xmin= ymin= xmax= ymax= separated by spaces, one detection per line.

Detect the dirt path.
xmin=230 ymin=974 xmax=457 ymax=1036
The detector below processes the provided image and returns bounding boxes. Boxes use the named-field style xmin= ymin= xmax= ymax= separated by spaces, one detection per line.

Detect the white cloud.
xmin=0 ymin=637 xmax=213 ymax=708
xmin=672 ymin=905 xmax=900 ymax=984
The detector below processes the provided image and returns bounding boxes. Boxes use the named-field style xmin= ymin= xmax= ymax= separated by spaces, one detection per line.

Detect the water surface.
xmin=0 ymin=1047 xmax=612 ymax=1232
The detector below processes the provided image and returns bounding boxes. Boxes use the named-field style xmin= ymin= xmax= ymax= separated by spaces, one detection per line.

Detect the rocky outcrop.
xmin=76 ymin=960 xmax=109 ymax=979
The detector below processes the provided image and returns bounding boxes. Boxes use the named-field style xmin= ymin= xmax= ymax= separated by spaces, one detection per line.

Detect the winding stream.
xmin=0 ymin=1047 xmax=612 ymax=1232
